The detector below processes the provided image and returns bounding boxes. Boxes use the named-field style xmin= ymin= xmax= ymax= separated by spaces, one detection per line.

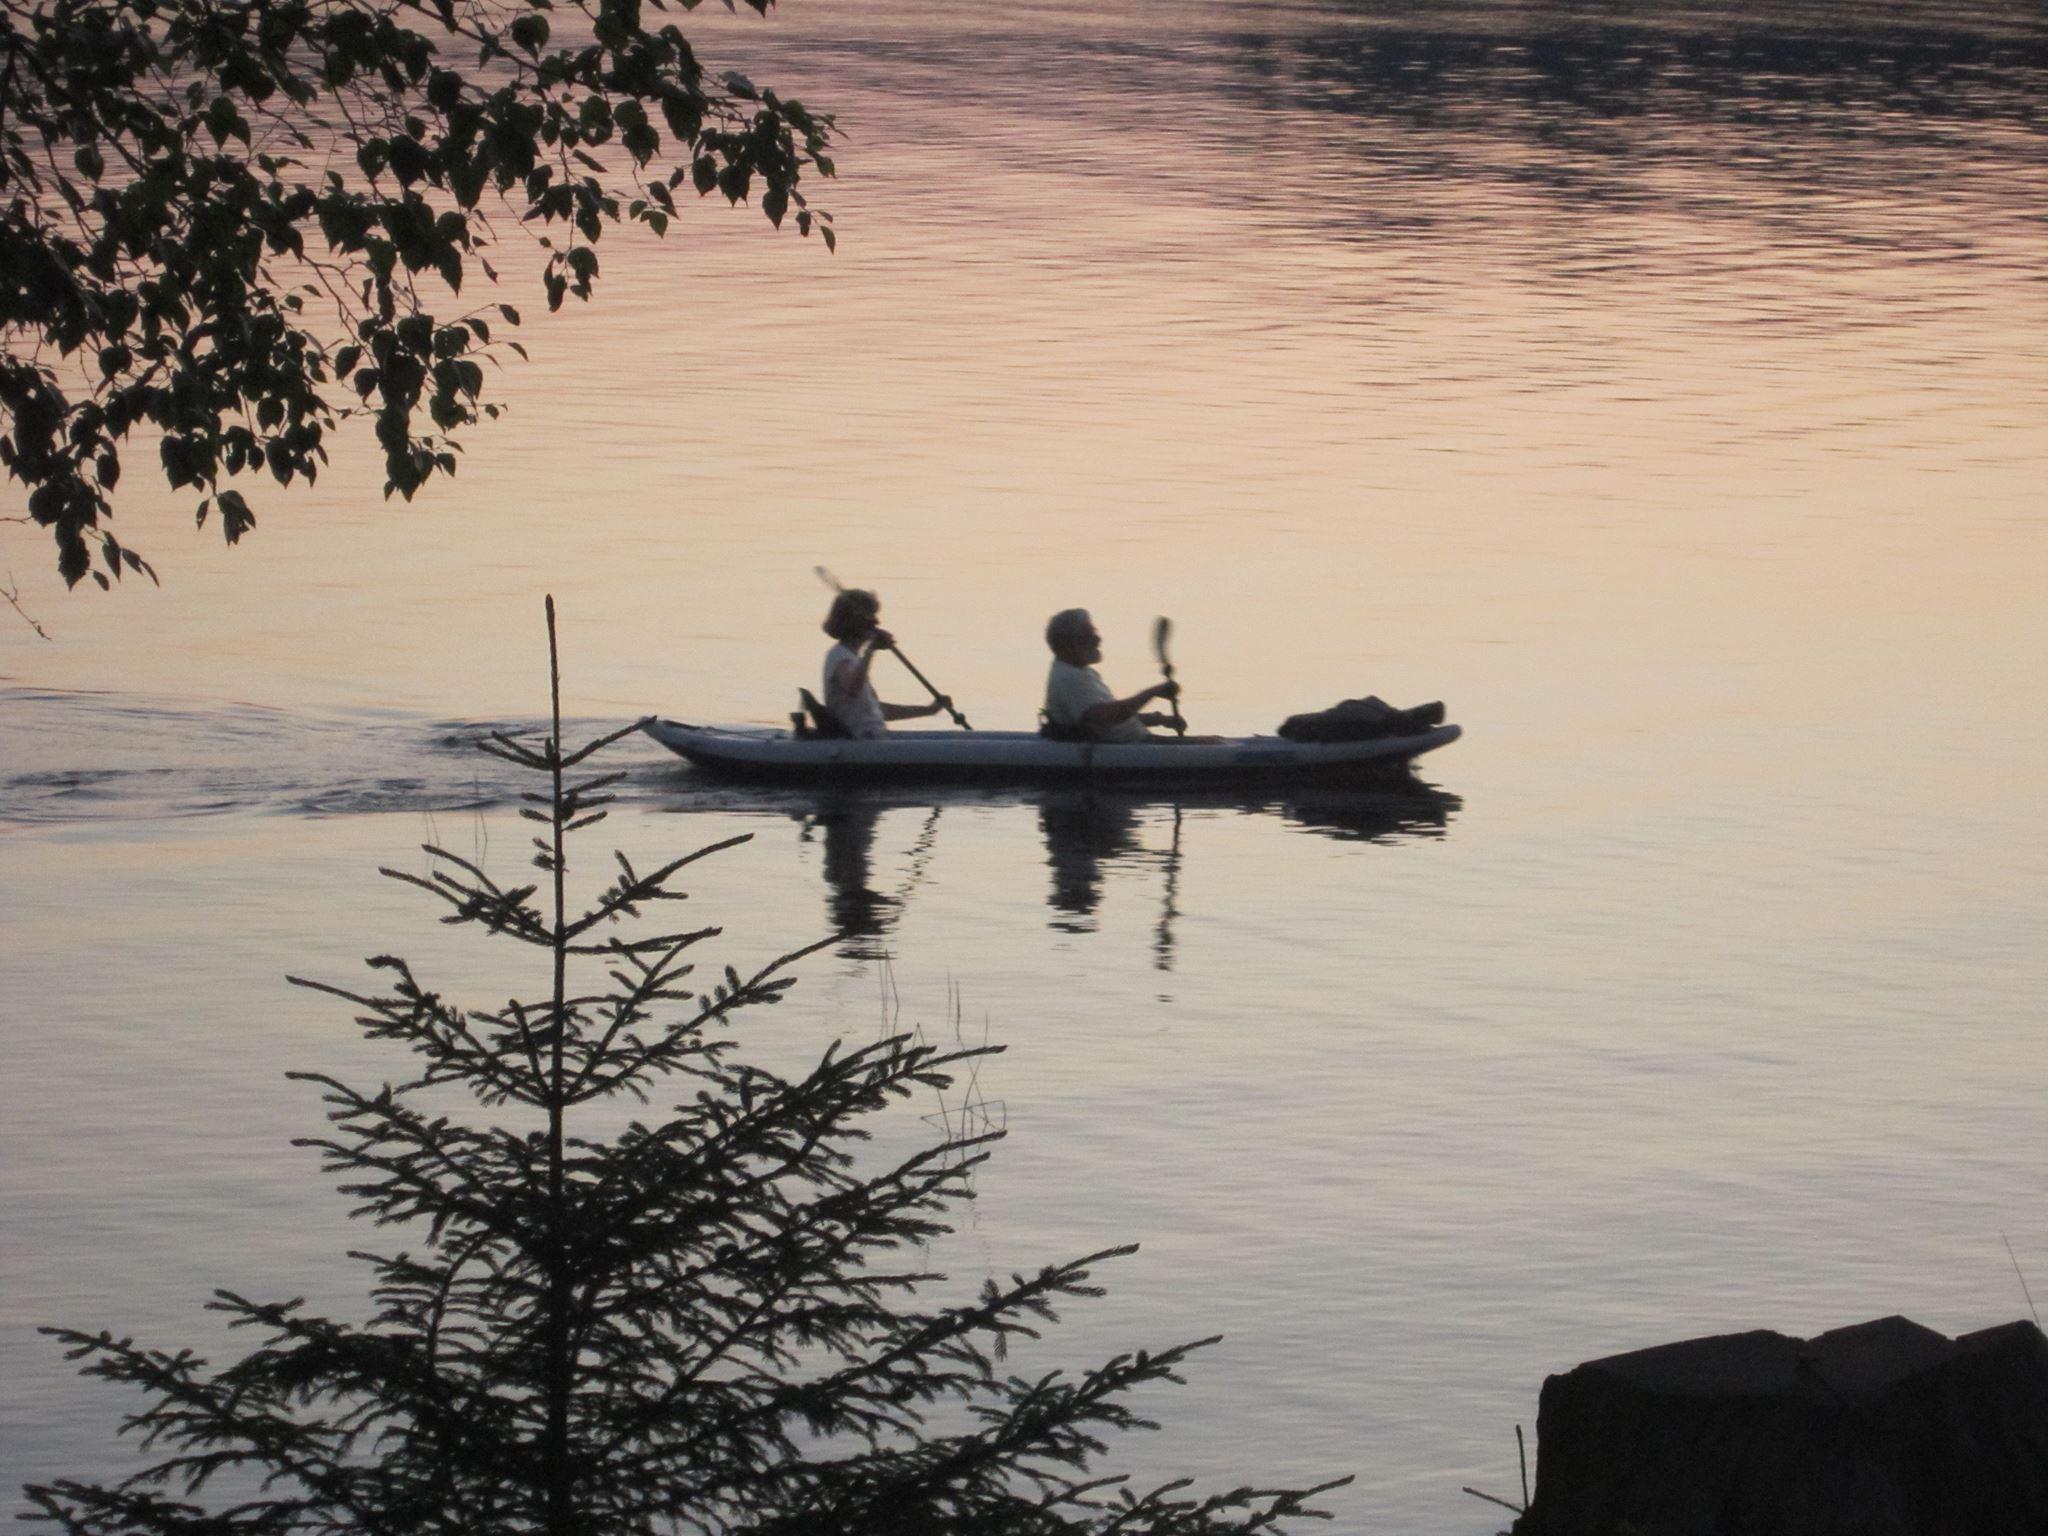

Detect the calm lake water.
xmin=3 ymin=1 xmax=2045 ymax=1526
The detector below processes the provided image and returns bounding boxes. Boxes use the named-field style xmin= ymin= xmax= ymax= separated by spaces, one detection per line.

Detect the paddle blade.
xmin=814 ymin=565 xmax=844 ymax=592
xmin=1153 ymin=614 xmax=1185 ymax=735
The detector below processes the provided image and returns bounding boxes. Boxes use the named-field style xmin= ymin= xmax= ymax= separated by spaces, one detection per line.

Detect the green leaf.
xmin=449 ymin=154 xmax=489 ymax=208
xmin=205 ymin=96 xmax=248 ymax=146
xmin=389 ymin=136 xmax=429 ymax=185
xmin=511 ymin=13 xmax=550 ymax=52
xmin=216 ymin=490 xmax=256 ymax=543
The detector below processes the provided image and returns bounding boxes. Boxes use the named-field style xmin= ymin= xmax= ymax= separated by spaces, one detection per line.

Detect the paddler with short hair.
xmin=1042 ymin=608 xmax=1192 ymax=743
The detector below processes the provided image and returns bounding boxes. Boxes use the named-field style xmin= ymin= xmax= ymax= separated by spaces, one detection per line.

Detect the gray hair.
xmin=1044 ymin=608 xmax=1093 ymax=652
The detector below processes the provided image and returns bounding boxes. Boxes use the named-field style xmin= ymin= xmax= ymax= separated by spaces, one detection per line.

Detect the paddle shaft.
xmin=886 ymin=644 xmax=972 ymax=730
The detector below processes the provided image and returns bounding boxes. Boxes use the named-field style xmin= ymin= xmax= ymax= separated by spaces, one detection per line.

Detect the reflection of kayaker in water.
xmin=1038 ymin=795 xmax=1142 ymax=927
xmin=821 ymin=590 xmax=954 ymax=738
xmin=811 ymin=802 xmax=898 ymax=951
xmin=1042 ymin=609 xmax=1216 ymax=743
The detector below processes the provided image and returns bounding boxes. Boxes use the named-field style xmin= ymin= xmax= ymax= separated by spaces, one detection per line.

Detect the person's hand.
xmin=931 ymin=695 xmax=953 ymax=714
xmin=1153 ymin=680 xmax=1180 ymax=702
xmin=869 ymin=628 xmax=896 ymax=652
xmin=1139 ymin=711 xmax=1172 ymax=728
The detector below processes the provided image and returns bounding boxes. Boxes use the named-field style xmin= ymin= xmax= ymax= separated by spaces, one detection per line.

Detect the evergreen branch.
xmin=560 ymin=948 xmax=785 ymax=1103
xmin=286 ymin=1074 xmax=535 ymax=1241
xmin=30 ymin=1323 xmax=356 ymax=1519
xmin=20 ymin=1479 xmax=311 ymax=1535
xmin=380 ymin=845 xmax=551 ymax=945
xmin=562 ymin=936 xmax=722 ymax=1101
xmin=570 ymin=936 xmax=836 ymax=1097
xmin=606 ymin=1128 xmax=1005 ymax=1431
xmin=553 ymin=832 xmax=754 ymax=949
xmin=556 ymin=719 xmax=645 ymax=767
xmin=476 ymin=733 xmax=548 ymax=769
xmin=609 ymin=1246 xmax=1141 ymax=1495
xmin=591 ymin=1034 xmax=1003 ymax=1235
xmin=287 ymin=962 xmax=541 ymax=1106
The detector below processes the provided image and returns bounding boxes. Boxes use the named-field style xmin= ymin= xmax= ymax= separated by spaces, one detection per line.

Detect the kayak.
xmin=640 ymin=717 xmax=1460 ymax=787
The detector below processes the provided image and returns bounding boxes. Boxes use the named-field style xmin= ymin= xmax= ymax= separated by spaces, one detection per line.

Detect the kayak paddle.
xmin=886 ymin=645 xmax=971 ymax=731
xmin=1152 ymin=615 xmax=1187 ymax=737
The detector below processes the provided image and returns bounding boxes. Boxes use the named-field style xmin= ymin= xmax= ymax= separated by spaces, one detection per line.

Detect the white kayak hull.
xmin=641 ymin=718 xmax=1460 ymax=787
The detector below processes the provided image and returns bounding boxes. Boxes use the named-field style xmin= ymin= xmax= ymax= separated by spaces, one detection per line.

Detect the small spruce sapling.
xmin=27 ymin=599 xmax=1350 ymax=1535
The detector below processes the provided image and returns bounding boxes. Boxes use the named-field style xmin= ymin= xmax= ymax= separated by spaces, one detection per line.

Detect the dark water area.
xmin=827 ymin=1 xmax=2048 ymax=269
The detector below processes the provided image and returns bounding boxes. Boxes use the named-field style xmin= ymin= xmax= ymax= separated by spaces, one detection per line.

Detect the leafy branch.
xmin=2 ymin=0 xmax=837 ymax=587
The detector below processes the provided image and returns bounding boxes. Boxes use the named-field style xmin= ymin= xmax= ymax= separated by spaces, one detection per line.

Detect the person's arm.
xmin=829 ymin=630 xmax=894 ymax=699
xmin=1080 ymin=680 xmax=1177 ymax=730
xmin=848 ymin=631 xmax=949 ymax=719
xmin=880 ymin=697 xmax=950 ymax=721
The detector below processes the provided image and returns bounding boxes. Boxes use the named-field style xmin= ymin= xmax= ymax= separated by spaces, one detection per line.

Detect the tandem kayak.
xmin=640 ymin=717 xmax=1460 ymax=788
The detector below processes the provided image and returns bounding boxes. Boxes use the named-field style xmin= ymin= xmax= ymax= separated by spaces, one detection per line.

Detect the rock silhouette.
xmin=1515 ymin=1316 xmax=2048 ymax=1536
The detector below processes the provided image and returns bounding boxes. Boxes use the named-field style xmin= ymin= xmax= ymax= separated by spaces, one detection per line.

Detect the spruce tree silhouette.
xmin=26 ymin=599 xmax=1348 ymax=1536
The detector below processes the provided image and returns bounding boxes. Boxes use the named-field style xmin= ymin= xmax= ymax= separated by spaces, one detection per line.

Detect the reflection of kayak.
xmin=641 ymin=718 xmax=1460 ymax=787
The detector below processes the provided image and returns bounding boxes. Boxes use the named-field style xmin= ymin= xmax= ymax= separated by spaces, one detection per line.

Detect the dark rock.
xmin=1512 ymin=1316 xmax=2048 ymax=1536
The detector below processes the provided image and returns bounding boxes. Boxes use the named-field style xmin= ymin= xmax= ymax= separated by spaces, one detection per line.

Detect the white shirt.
xmin=824 ymin=642 xmax=887 ymax=739
xmin=1044 ymin=659 xmax=1150 ymax=743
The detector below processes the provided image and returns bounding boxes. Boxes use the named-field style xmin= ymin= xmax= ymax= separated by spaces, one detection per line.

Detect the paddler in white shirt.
xmin=821 ymin=589 xmax=953 ymax=739
xmin=1041 ymin=607 xmax=1188 ymax=743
